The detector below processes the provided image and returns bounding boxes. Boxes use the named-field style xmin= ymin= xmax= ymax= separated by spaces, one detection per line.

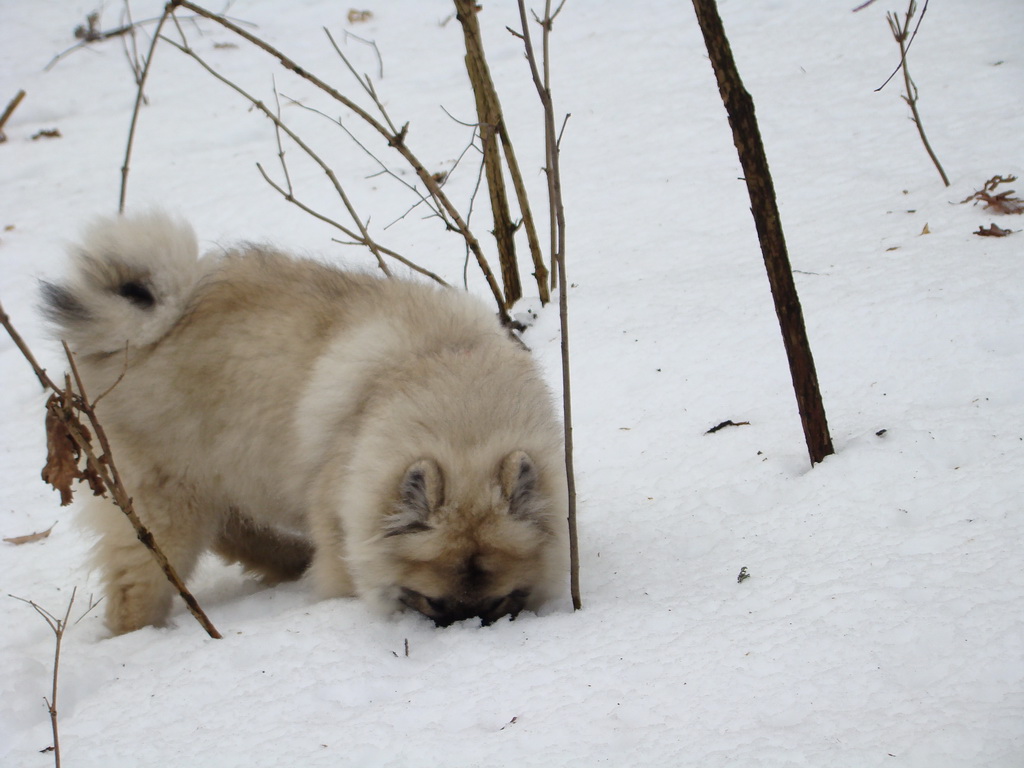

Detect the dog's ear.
xmin=384 ymin=459 xmax=444 ymax=537
xmin=500 ymin=450 xmax=549 ymax=524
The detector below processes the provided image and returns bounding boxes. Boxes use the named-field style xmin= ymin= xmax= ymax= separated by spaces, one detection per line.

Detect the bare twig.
xmin=277 ymin=93 xmax=448 ymax=228
xmin=517 ymin=0 xmax=579 ymax=611
xmin=872 ymin=0 xmax=928 ymax=91
xmin=160 ymin=34 xmax=413 ymax=282
xmin=0 ymin=300 xmax=53 ymax=390
xmin=167 ymin=0 xmax=511 ymax=324
xmin=884 ymin=1 xmax=948 ymax=186
xmin=324 ymin=28 xmax=398 ymax=135
xmin=340 ymin=29 xmax=384 ymax=81
xmin=10 ymin=588 xmax=100 ymax=768
xmin=119 ymin=5 xmax=173 ymax=213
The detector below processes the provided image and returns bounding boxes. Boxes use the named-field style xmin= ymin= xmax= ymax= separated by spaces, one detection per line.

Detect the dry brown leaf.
xmin=40 ymin=393 xmax=104 ymax=505
xmin=4 ymin=522 xmax=56 ymax=545
xmin=42 ymin=395 xmax=81 ymax=505
xmin=347 ymin=9 xmax=373 ymax=23
xmin=974 ymin=223 xmax=1013 ymax=237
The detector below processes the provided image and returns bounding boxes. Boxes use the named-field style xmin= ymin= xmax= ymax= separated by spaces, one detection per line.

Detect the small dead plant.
xmin=9 ymin=588 xmax=101 ymax=768
xmin=866 ymin=0 xmax=950 ymax=187
xmin=960 ymin=175 xmax=1024 ymax=215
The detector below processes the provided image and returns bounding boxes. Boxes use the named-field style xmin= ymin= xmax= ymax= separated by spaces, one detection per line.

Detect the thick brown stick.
xmin=456 ymin=0 xmax=520 ymax=308
xmin=452 ymin=0 xmax=553 ymax=308
xmin=496 ymin=120 xmax=550 ymax=303
xmin=690 ymin=0 xmax=834 ymax=466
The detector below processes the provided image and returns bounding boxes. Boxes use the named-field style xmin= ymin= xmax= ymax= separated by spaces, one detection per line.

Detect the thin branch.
xmin=462 ymin=138 xmax=489 ymax=289
xmin=324 ymin=28 xmax=397 ymax=134
xmin=119 ymin=4 xmax=173 ymax=213
xmin=279 ymin=94 xmax=448 ymax=226
xmin=885 ymin=1 xmax=949 ymax=186
xmin=167 ymin=0 xmax=510 ymax=324
xmin=270 ymin=80 xmax=294 ymax=196
xmin=340 ymin=29 xmax=384 ymax=81
xmin=161 ymin=34 xmax=401 ymax=279
xmin=873 ymin=0 xmax=929 ymax=92
xmin=517 ymin=0 xmax=579 ymax=611
xmin=119 ymin=0 xmax=146 ymax=88
xmin=10 ymin=588 xmax=100 ymax=768
xmin=257 ymin=163 xmax=451 ymax=281
xmin=0 ymin=300 xmax=54 ymax=390
xmin=382 ymin=120 xmax=480 ymax=232
xmin=0 ymin=89 xmax=27 ymax=142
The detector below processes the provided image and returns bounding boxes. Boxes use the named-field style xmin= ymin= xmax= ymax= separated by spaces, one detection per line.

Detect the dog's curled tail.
xmin=42 ymin=212 xmax=205 ymax=356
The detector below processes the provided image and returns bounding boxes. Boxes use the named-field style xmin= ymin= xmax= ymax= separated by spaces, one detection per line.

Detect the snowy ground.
xmin=2 ymin=1 xmax=1023 ymax=766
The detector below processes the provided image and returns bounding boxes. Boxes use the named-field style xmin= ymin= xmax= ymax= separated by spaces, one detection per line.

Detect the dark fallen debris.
xmin=737 ymin=567 xmax=750 ymax=584
xmin=31 ymin=129 xmax=62 ymax=141
xmin=45 ymin=13 xmax=141 ymax=71
xmin=706 ymin=419 xmax=751 ymax=435
xmin=974 ymin=223 xmax=1014 ymax=238
xmin=74 ymin=12 xmax=134 ymax=43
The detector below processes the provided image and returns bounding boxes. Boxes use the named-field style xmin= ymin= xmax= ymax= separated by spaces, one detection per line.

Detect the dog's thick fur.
xmin=44 ymin=212 xmax=568 ymax=633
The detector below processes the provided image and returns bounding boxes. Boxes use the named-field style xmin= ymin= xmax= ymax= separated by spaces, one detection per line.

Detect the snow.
xmin=2 ymin=1 xmax=1023 ymax=766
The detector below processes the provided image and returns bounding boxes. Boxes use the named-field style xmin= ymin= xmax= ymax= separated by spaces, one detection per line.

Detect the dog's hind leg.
xmin=213 ymin=508 xmax=313 ymax=584
xmin=82 ymin=484 xmax=214 ymax=634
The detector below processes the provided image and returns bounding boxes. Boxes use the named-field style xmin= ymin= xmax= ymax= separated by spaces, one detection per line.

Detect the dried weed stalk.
xmin=960 ymin=175 xmax=1024 ymax=215
xmin=454 ymin=0 xmax=549 ymax=306
xmin=9 ymin=588 xmax=100 ymax=768
xmin=881 ymin=0 xmax=950 ymax=187
xmin=513 ymin=0 xmax=580 ymax=610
